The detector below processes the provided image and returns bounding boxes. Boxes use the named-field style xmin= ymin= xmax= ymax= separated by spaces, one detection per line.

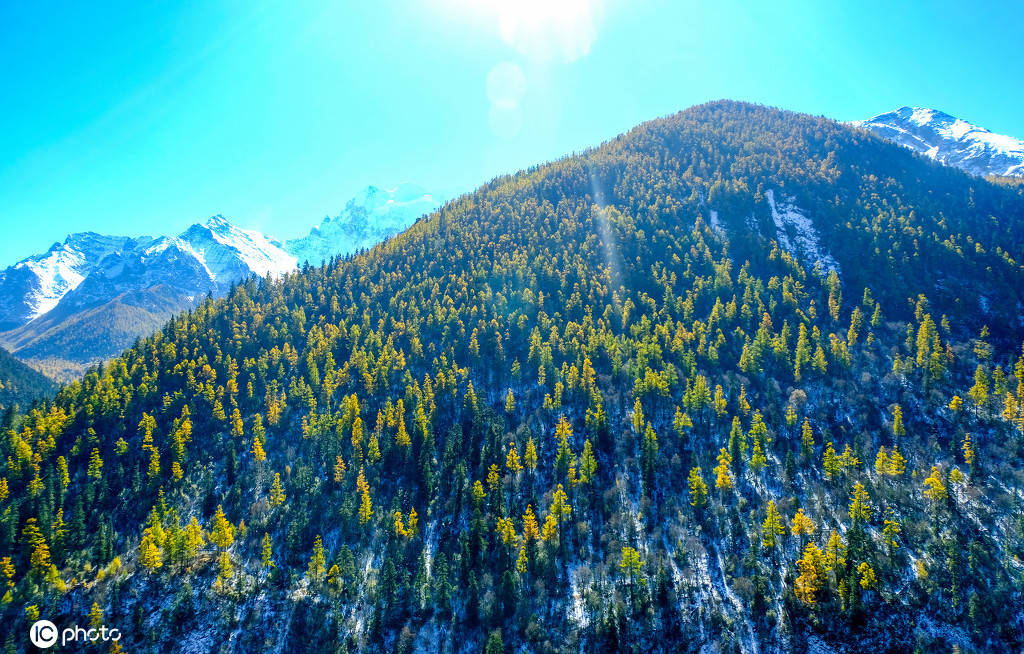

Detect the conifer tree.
xmin=688 ymin=467 xmax=708 ymax=508
xmin=714 ymin=448 xmax=733 ymax=491
xmin=524 ymin=436 xmax=538 ymax=473
xmin=923 ymin=466 xmax=947 ymax=503
xmin=791 ymin=508 xmax=815 ymax=540
xmin=139 ymin=533 xmax=162 ymax=572
xmin=184 ymin=517 xmax=204 ymax=561
xmin=261 ymin=533 xmax=275 ymax=568
xmin=269 ymin=472 xmax=286 ymax=507
xmin=506 ymin=444 xmax=524 ymax=475
xmin=795 ymin=543 xmax=826 ymax=605
xmin=849 ymin=482 xmax=872 ymax=524
xmin=308 ymin=535 xmax=326 ymax=582
xmin=209 ymin=505 xmax=235 ymax=550
xmin=800 ymin=417 xmax=814 ymax=460
xmin=761 ymin=501 xmax=785 ymax=549
xmin=823 ymin=442 xmax=841 ymax=479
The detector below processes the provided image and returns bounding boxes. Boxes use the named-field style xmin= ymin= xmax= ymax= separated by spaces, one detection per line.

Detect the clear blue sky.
xmin=1 ymin=0 xmax=1021 ymax=265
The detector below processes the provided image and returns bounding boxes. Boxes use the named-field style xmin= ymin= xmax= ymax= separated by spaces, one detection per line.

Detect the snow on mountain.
xmin=0 ymin=233 xmax=138 ymax=329
xmin=851 ymin=107 xmax=1024 ymax=177
xmin=286 ymin=183 xmax=441 ymax=265
xmin=178 ymin=215 xmax=297 ymax=283
xmin=0 ymin=216 xmax=297 ymax=334
xmin=765 ymin=189 xmax=840 ymax=273
xmin=0 ymin=185 xmax=438 ymax=378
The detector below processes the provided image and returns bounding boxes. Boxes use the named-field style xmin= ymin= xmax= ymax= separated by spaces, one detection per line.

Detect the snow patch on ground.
xmin=765 ymin=189 xmax=840 ymax=274
xmin=708 ymin=209 xmax=723 ymax=232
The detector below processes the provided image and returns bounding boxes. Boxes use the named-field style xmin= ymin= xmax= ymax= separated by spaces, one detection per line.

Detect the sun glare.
xmin=448 ymin=0 xmax=602 ymax=62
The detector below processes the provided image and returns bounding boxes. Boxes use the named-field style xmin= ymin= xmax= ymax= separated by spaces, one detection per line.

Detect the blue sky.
xmin=1 ymin=0 xmax=1021 ymax=265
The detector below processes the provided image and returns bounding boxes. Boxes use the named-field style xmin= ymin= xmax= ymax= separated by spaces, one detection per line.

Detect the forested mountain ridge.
xmin=2 ymin=100 xmax=1024 ymax=653
xmin=0 ymin=347 xmax=55 ymax=415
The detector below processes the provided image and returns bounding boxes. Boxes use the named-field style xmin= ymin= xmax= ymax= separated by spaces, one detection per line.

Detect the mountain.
xmin=0 ymin=232 xmax=137 ymax=331
xmin=0 ymin=186 xmax=438 ymax=382
xmin=2 ymin=101 xmax=1024 ymax=653
xmin=0 ymin=345 xmax=56 ymax=413
xmin=285 ymin=183 xmax=440 ymax=265
xmin=0 ymin=217 xmax=295 ymax=380
xmin=852 ymin=106 xmax=1024 ymax=177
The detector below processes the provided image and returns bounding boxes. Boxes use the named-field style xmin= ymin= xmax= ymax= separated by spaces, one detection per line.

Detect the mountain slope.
xmin=2 ymin=101 xmax=1024 ymax=653
xmin=853 ymin=106 xmax=1024 ymax=177
xmin=0 ymin=345 xmax=56 ymax=413
xmin=0 ymin=233 xmax=137 ymax=330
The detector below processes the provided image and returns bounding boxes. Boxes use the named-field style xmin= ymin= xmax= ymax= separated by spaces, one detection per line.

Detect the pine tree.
xmin=825 ymin=530 xmax=846 ymax=570
xmin=357 ymin=467 xmax=372 ymax=525
xmin=882 ymin=507 xmax=900 ymax=552
xmin=791 ymin=508 xmax=815 ymax=539
xmin=823 ymin=442 xmax=841 ymax=479
xmin=848 ymin=482 xmax=872 ymax=524
xmin=549 ymin=484 xmax=572 ymax=544
xmin=261 ymin=533 xmax=275 ymax=568
xmin=968 ymin=365 xmax=990 ymax=411
xmin=761 ymin=501 xmax=785 ymax=549
xmin=688 ymin=467 xmax=708 ymax=508
xmin=728 ymin=416 xmax=746 ymax=471
xmin=892 ymin=405 xmax=906 ymax=438
xmin=522 ymin=505 xmax=540 ymax=542
xmin=184 ymin=517 xmax=204 ymax=560
xmin=887 ymin=445 xmax=906 ymax=475
xmin=138 ymin=532 xmax=162 ymax=572
xmin=524 ymin=436 xmax=538 ymax=473
xmin=962 ymin=433 xmax=976 ymax=470
xmin=857 ymin=562 xmax=877 ymax=590
xmin=209 ymin=505 xmax=235 ymax=550
xmin=269 ymin=472 xmax=286 ymax=507
xmin=579 ymin=439 xmax=598 ymax=484
xmin=484 ymin=630 xmax=504 ymax=654
xmin=87 ymin=448 xmax=104 ymax=479
xmin=714 ymin=448 xmax=733 ymax=491
xmin=619 ymin=546 xmax=643 ymax=582
xmin=506 ymin=444 xmax=524 ymax=475
xmin=800 ymin=417 xmax=814 ymax=459
xmin=750 ymin=439 xmax=767 ymax=472
xmin=217 ymin=551 xmax=233 ymax=582
xmin=794 ymin=542 xmax=826 ymax=605
xmin=79 ymin=601 xmax=100 ymax=630
xmin=923 ymin=466 xmax=947 ymax=502
xmin=641 ymin=423 xmax=659 ymax=491
xmin=874 ymin=446 xmax=890 ymax=476
xmin=308 ymin=535 xmax=326 ymax=582
xmin=554 ymin=416 xmax=574 ymax=480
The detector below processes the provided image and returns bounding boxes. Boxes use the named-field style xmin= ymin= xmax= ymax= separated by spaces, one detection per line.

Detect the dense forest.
xmin=0 ymin=347 xmax=55 ymax=415
xmin=2 ymin=101 xmax=1024 ymax=653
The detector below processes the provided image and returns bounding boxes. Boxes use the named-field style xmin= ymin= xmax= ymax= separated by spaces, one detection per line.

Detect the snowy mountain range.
xmin=287 ymin=183 xmax=439 ymax=265
xmin=852 ymin=106 xmax=1024 ymax=177
xmin=0 ymin=185 xmax=440 ymax=380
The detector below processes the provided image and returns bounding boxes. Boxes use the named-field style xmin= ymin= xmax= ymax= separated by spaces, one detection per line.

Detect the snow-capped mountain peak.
xmin=0 ymin=184 xmax=438 ymax=377
xmin=851 ymin=107 xmax=1024 ymax=177
xmin=286 ymin=183 xmax=441 ymax=265
xmin=181 ymin=216 xmax=296 ymax=282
